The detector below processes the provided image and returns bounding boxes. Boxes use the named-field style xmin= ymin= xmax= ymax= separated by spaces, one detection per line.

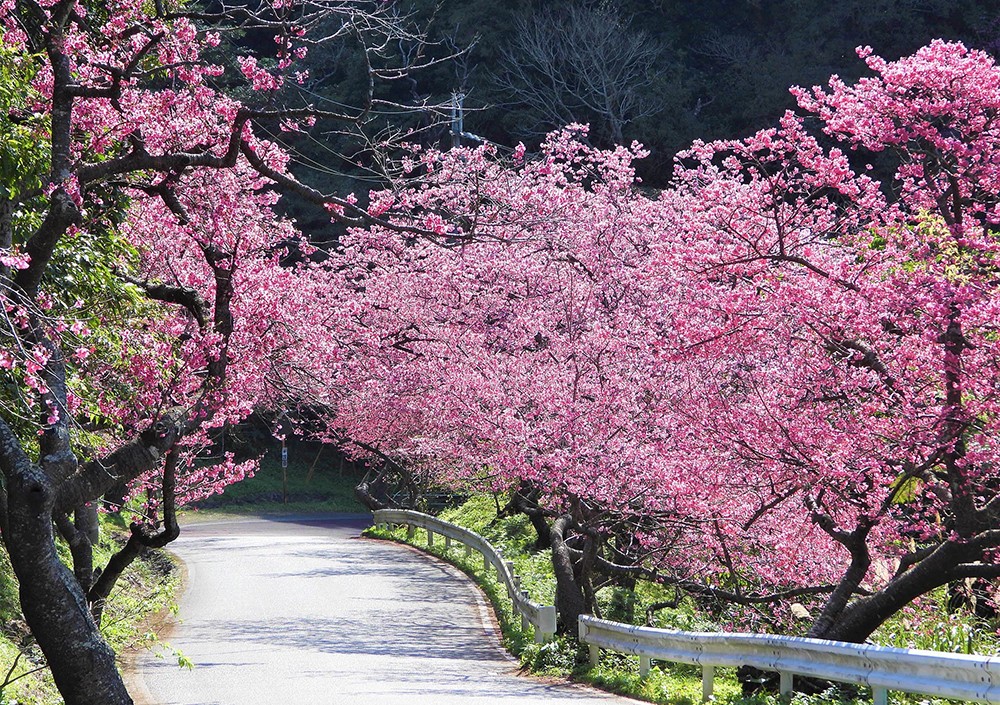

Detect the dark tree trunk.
xmin=90 ymin=449 xmax=181 ymax=625
xmin=524 ymin=507 xmax=552 ymax=550
xmin=1 ymin=454 xmax=132 ymax=705
xmin=75 ymin=502 xmax=100 ymax=545
xmin=809 ymin=540 xmax=970 ymax=643
xmin=505 ymin=482 xmax=550 ymax=550
xmin=550 ymin=514 xmax=587 ymax=632
xmin=355 ymin=481 xmax=388 ymax=511
xmin=806 ymin=539 xmax=871 ymax=639
xmin=55 ymin=512 xmax=95 ymax=593
xmin=579 ymin=533 xmax=601 ymax=618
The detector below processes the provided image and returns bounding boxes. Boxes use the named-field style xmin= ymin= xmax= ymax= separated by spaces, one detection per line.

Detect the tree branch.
xmin=120 ymin=274 xmax=209 ymax=330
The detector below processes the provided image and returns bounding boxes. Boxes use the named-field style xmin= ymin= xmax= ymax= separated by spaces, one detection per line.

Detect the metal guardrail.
xmin=372 ymin=509 xmax=557 ymax=642
xmin=580 ymin=615 xmax=1000 ymax=704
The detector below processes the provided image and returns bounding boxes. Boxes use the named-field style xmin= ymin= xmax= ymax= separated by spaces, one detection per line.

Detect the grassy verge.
xmin=1 ymin=516 xmax=180 ymax=705
xmin=367 ymin=494 xmax=977 ymax=705
xmin=183 ymin=443 xmax=365 ymax=518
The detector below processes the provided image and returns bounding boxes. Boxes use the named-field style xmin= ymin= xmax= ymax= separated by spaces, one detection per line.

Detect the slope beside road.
xmin=134 ymin=515 xmax=636 ymax=704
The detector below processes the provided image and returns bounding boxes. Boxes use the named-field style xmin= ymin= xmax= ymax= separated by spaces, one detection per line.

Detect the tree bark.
xmin=550 ymin=513 xmax=587 ymax=632
xmin=506 ymin=482 xmax=551 ymax=550
xmin=75 ymin=502 xmax=101 ymax=546
xmin=0 ymin=431 xmax=132 ymax=705
xmin=55 ymin=512 xmax=95 ymax=593
xmin=811 ymin=540 xmax=970 ymax=643
xmin=90 ymin=448 xmax=181 ymax=625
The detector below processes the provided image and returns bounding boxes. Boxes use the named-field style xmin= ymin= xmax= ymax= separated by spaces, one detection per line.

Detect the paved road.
xmin=135 ymin=515 xmax=635 ymax=704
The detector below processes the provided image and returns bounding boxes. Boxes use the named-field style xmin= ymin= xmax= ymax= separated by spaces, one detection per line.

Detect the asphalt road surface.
xmin=134 ymin=515 xmax=636 ymax=704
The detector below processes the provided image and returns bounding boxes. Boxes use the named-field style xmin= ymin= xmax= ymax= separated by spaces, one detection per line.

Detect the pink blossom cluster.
xmin=312 ymin=44 xmax=1000 ymax=611
xmin=0 ymin=0 xmax=320 ymax=511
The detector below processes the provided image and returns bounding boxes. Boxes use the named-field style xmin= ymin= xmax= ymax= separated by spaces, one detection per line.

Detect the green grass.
xmin=0 ymin=516 xmax=180 ymax=705
xmin=439 ymin=494 xmax=557 ymax=604
xmin=185 ymin=443 xmax=365 ymax=516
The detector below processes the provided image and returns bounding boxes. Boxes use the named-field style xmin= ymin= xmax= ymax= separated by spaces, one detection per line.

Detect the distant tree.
xmin=492 ymin=2 xmax=672 ymax=146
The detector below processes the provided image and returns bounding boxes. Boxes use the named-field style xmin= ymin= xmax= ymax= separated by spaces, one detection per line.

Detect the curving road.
xmin=134 ymin=515 xmax=636 ymax=705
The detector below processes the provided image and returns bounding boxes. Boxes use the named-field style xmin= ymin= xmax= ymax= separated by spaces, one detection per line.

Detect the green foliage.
xmin=439 ymin=493 xmax=555 ymax=603
xmin=0 ymin=36 xmax=156 ymax=456
xmin=519 ymin=636 xmax=581 ymax=674
xmin=185 ymin=441 xmax=365 ymax=515
xmin=323 ymin=0 xmax=993 ymax=187
xmin=0 ymin=40 xmax=46 ymax=203
xmin=872 ymin=590 xmax=999 ymax=656
xmin=584 ymin=658 xmax=744 ymax=705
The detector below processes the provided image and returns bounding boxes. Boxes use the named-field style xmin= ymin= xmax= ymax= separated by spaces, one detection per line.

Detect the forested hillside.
xmin=266 ymin=0 xmax=996 ymax=211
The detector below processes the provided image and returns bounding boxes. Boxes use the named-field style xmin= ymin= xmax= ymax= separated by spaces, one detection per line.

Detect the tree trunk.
xmin=55 ymin=512 xmax=95 ymax=593
xmin=2 ymin=461 xmax=132 ymax=705
xmin=76 ymin=502 xmax=100 ymax=545
xmin=507 ymin=482 xmax=551 ymax=550
xmin=550 ymin=514 xmax=587 ymax=632
xmin=810 ymin=540 xmax=968 ymax=643
xmin=355 ymin=481 xmax=387 ymax=511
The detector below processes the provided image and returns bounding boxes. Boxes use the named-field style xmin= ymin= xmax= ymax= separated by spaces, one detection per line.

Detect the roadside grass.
xmin=183 ymin=443 xmax=365 ymax=517
xmin=0 ymin=515 xmax=179 ymax=705
xmin=367 ymin=494 xmax=986 ymax=705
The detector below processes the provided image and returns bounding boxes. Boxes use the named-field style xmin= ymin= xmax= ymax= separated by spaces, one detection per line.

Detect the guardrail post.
xmin=464 ymin=544 xmax=471 ymax=557
xmin=779 ymin=671 xmax=793 ymax=697
xmin=482 ymin=552 xmax=489 ymax=571
xmin=427 ymin=530 xmax=434 ymax=547
xmin=407 ymin=524 xmax=415 ymax=540
xmin=701 ymin=665 xmax=714 ymax=702
xmin=639 ymin=655 xmax=651 ymax=678
xmin=872 ymin=687 xmax=888 ymax=705
xmin=589 ymin=644 xmax=600 ymax=667
xmin=444 ymin=535 xmax=451 ymax=549
xmin=538 ymin=605 xmax=556 ymax=643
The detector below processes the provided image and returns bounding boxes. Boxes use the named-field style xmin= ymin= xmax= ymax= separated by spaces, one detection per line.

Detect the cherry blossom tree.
xmin=648 ymin=40 xmax=1000 ymax=642
xmin=327 ymin=41 xmax=1000 ymax=644
xmin=7 ymin=10 xmax=1000 ymax=702
xmin=0 ymin=0 xmax=454 ymax=702
xmin=308 ymin=131 xmax=706 ymax=628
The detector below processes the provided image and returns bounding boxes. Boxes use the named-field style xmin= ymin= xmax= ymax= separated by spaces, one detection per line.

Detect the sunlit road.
xmin=134 ymin=515 xmax=636 ymax=704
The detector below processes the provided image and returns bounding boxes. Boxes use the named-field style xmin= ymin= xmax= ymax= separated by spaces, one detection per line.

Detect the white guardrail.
xmin=373 ymin=509 xmax=998 ymax=703
xmin=372 ymin=509 xmax=557 ymax=643
xmin=580 ymin=615 xmax=1000 ymax=704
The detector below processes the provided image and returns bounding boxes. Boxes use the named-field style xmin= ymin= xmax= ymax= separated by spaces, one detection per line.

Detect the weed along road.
xmin=135 ymin=515 xmax=636 ymax=705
